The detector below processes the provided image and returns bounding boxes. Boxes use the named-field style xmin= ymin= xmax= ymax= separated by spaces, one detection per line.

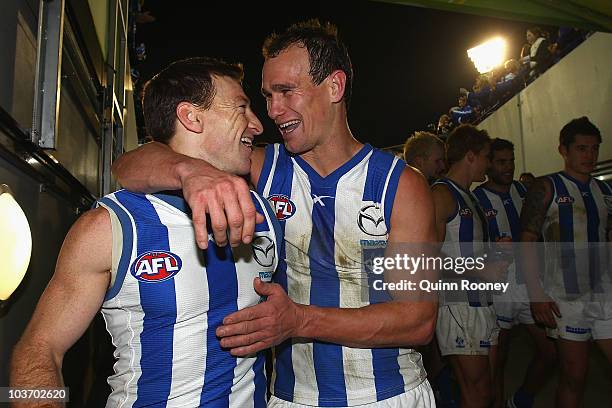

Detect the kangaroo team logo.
xmin=358 ymin=204 xmax=387 ymax=237
xmin=268 ymin=194 xmax=296 ymax=220
xmin=252 ymin=235 xmax=276 ymax=267
xmin=130 ymin=251 xmax=182 ymax=283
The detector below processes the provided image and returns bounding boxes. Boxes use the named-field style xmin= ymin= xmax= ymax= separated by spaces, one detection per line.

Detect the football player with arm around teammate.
xmin=112 ymin=19 xmax=438 ymax=408
xmin=473 ymin=138 xmax=556 ymax=408
xmin=10 ymin=58 xmax=282 ymax=407
xmin=520 ymin=117 xmax=612 ymax=408
xmin=431 ymin=125 xmax=510 ymax=408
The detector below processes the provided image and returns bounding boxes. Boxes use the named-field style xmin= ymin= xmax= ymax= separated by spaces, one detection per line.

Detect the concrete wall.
xmin=479 ymin=32 xmax=612 ymax=176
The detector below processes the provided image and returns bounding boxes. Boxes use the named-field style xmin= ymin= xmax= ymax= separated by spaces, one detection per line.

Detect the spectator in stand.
xmin=519 ymin=172 xmax=536 ymax=189
xmin=521 ymin=27 xmax=553 ymax=78
xmin=450 ymin=95 xmax=475 ymax=126
xmin=437 ymin=114 xmax=453 ymax=139
xmin=403 ymin=131 xmax=446 ymax=184
xmin=551 ymin=27 xmax=586 ymax=62
xmin=463 ymin=75 xmax=494 ymax=109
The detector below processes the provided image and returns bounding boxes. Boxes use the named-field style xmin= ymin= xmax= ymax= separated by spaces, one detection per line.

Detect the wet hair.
xmin=142 ymin=57 xmax=243 ymax=144
xmin=403 ymin=132 xmax=444 ymax=165
xmin=446 ymin=124 xmax=491 ymax=166
xmin=489 ymin=138 xmax=514 ymax=160
xmin=262 ymin=19 xmax=353 ymax=108
xmin=559 ymin=116 xmax=601 ymax=149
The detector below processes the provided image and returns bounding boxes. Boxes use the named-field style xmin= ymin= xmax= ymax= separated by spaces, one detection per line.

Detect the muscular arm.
xmin=10 ymin=208 xmax=111 ymax=406
xmin=112 ymin=142 xmax=265 ymax=248
xmin=218 ymin=168 xmax=438 ymax=353
xmin=519 ymin=177 xmax=553 ymax=297
xmin=519 ymin=177 xmax=559 ymax=327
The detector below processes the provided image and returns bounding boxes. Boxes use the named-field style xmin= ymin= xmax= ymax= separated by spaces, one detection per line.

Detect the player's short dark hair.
xmin=489 ymin=138 xmax=514 ymax=160
xmin=446 ymin=124 xmax=491 ymax=166
xmin=262 ymin=19 xmax=353 ymax=108
xmin=142 ymin=57 xmax=243 ymax=144
xmin=559 ymin=116 xmax=601 ymax=149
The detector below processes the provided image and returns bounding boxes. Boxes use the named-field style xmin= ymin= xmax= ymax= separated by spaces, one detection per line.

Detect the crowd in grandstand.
xmin=436 ymin=27 xmax=589 ymax=140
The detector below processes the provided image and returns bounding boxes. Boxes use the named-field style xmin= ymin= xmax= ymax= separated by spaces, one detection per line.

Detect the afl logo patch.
xmin=252 ymin=235 xmax=276 ymax=267
xmin=459 ymin=207 xmax=473 ymax=217
xmin=485 ymin=209 xmax=498 ymax=218
xmin=556 ymin=195 xmax=574 ymax=205
xmin=130 ymin=251 xmax=182 ymax=283
xmin=358 ymin=204 xmax=387 ymax=237
xmin=268 ymin=194 xmax=296 ymax=220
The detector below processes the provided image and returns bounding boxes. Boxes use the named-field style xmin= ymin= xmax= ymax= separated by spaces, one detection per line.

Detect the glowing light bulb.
xmin=467 ymin=37 xmax=507 ymax=74
xmin=0 ymin=185 xmax=32 ymax=300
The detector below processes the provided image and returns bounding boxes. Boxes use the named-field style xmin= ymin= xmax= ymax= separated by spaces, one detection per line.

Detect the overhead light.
xmin=0 ymin=184 xmax=32 ymax=301
xmin=467 ymin=37 xmax=507 ymax=74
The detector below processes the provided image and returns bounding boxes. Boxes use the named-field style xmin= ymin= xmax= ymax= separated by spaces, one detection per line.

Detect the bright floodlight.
xmin=0 ymin=184 xmax=32 ymax=300
xmin=467 ymin=37 xmax=506 ymax=74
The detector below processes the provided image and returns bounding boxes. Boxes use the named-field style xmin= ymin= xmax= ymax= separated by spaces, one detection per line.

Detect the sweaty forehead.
xmin=262 ymin=46 xmax=310 ymax=85
xmin=212 ymin=75 xmax=247 ymax=104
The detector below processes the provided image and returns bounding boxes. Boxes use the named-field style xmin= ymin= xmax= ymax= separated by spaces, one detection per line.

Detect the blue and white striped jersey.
xmin=473 ymin=181 xmax=526 ymax=284
xmin=257 ymin=143 xmax=427 ymax=407
xmin=434 ymin=178 xmax=490 ymax=306
xmin=541 ymin=172 xmax=612 ymax=298
xmin=473 ymin=181 xmax=526 ymax=241
xmin=96 ymin=190 xmax=281 ymax=408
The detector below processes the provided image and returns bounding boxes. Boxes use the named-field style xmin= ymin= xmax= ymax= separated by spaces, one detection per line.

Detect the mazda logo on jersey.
xmin=252 ymin=235 xmax=276 ymax=267
xmin=358 ymin=204 xmax=387 ymax=236
xmin=130 ymin=251 xmax=182 ymax=283
xmin=268 ymin=194 xmax=296 ymax=220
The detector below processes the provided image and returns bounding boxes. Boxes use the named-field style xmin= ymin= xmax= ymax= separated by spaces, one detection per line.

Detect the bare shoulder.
xmin=59 ymin=207 xmax=112 ymax=275
xmin=397 ymin=166 xmax=429 ymax=194
xmin=67 ymin=207 xmax=111 ymax=240
xmin=521 ymin=176 xmax=553 ymax=236
xmin=431 ymin=182 xmax=454 ymax=204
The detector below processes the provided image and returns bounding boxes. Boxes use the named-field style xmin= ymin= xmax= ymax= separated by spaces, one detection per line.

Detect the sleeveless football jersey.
xmin=541 ymin=172 xmax=612 ymax=299
xmin=433 ymin=178 xmax=490 ymax=306
xmin=96 ymin=190 xmax=281 ymax=408
xmin=257 ymin=143 xmax=427 ymax=407
xmin=473 ymin=181 xmax=526 ymax=284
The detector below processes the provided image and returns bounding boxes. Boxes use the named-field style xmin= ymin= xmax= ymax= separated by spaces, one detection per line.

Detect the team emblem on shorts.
xmin=358 ymin=204 xmax=387 ymax=236
xmin=455 ymin=336 xmax=465 ymax=348
xmin=268 ymin=194 xmax=296 ymax=220
xmin=556 ymin=195 xmax=574 ymax=205
xmin=130 ymin=251 xmax=182 ymax=283
xmin=252 ymin=235 xmax=276 ymax=267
